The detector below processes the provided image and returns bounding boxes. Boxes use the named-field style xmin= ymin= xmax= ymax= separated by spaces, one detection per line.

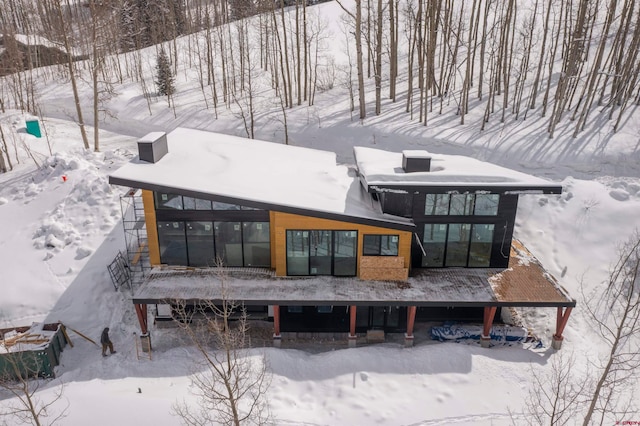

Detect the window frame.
xmin=362 ymin=234 xmax=399 ymax=256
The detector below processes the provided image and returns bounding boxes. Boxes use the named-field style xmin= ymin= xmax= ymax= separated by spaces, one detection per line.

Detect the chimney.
xmin=138 ymin=132 xmax=168 ymax=163
xmin=402 ymin=150 xmax=431 ymax=173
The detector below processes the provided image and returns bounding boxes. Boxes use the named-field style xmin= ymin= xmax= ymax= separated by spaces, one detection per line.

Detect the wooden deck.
xmin=489 ymin=240 xmax=574 ymax=305
xmin=132 ymin=241 xmax=575 ymax=308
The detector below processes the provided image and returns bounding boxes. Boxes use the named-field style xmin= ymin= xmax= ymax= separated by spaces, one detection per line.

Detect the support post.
xmin=134 ymin=303 xmax=148 ymax=335
xmin=348 ymin=305 xmax=357 ymax=347
xmin=481 ymin=306 xmax=497 ymax=348
xmin=552 ymin=307 xmax=572 ymax=350
xmin=273 ymin=305 xmax=281 ymax=347
xmin=404 ymin=306 xmax=417 ymax=347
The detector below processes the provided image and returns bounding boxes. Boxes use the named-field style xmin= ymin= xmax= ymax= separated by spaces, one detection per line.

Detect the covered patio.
xmin=131 ymin=241 xmax=575 ymax=349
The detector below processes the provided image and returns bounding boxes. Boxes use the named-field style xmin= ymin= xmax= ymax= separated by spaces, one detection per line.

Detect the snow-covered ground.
xmin=2 ymin=1 xmax=640 ymax=424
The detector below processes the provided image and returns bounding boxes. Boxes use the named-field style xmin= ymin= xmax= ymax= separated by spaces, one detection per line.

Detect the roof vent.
xmin=138 ymin=132 xmax=168 ymax=163
xmin=402 ymin=150 xmax=431 ymax=173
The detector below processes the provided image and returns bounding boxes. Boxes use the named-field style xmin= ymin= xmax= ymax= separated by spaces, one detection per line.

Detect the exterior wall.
xmin=142 ymin=189 xmax=161 ymax=265
xmin=271 ymin=212 xmax=411 ymax=278
xmin=407 ymin=193 xmax=519 ymax=269
xmin=359 ymin=256 xmax=408 ymax=281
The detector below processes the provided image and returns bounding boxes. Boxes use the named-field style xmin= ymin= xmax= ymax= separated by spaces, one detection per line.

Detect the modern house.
xmin=108 ymin=128 xmax=575 ymax=349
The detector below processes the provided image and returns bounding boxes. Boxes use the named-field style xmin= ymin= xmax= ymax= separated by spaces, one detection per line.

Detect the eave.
xmin=109 ymin=176 xmax=416 ymax=232
xmin=362 ymin=180 xmax=563 ymax=195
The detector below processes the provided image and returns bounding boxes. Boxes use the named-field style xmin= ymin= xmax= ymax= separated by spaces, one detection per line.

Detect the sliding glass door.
xmin=286 ymin=230 xmax=357 ymax=276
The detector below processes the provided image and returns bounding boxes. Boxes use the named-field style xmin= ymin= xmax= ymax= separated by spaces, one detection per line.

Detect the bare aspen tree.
xmin=0 ymin=352 xmax=68 ymax=425
xmin=548 ymin=0 xmax=589 ymax=137
xmin=340 ymin=15 xmax=357 ymax=117
xmin=461 ymin=0 xmax=479 ymax=124
xmin=571 ymin=0 xmax=620 ymax=136
xmin=303 ymin=0 xmax=309 ymax=103
xmin=415 ymin=0 xmax=424 ymax=121
xmin=512 ymin=2 xmax=537 ymax=120
xmin=46 ymin=0 xmax=90 ymax=150
xmin=0 ymin=123 xmax=11 ymax=172
xmin=608 ymin=6 xmax=640 ymax=130
xmin=529 ymin=0 xmax=554 ymax=110
xmin=307 ymin=8 xmax=330 ymax=106
xmin=86 ymin=0 xmax=115 ymax=152
xmin=403 ymin=0 xmax=418 ymax=117
xmin=477 ymin=0 xmax=492 ymax=100
xmin=374 ymin=0 xmax=383 ymax=115
xmin=295 ymin=0 xmax=302 ymax=106
xmin=520 ymin=352 xmax=588 ymax=426
xmin=598 ymin=0 xmax=634 ymax=110
xmin=337 ymin=0 xmax=367 ymax=119
xmin=170 ymin=281 xmax=271 ymax=426
xmin=270 ymin=0 xmax=289 ymax=108
xmin=231 ymin=18 xmax=258 ymax=139
xmin=279 ymin=0 xmax=293 ymax=108
xmin=496 ymin=0 xmax=515 ymax=123
xmin=541 ymin=0 xmax=564 ymax=118
xmin=580 ymin=233 xmax=640 ymax=424
xmin=388 ymin=0 xmax=398 ymax=101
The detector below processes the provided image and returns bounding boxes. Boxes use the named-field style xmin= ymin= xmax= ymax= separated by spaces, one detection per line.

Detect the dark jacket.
xmin=100 ymin=328 xmax=110 ymax=345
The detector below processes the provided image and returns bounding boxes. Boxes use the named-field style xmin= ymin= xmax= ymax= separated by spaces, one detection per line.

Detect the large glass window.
xmin=334 ymin=231 xmax=357 ymax=276
xmin=157 ymin=221 xmax=187 ymax=265
xmin=446 ymin=224 xmax=472 ymax=266
xmin=287 ymin=231 xmax=309 ymax=275
xmin=183 ymin=197 xmax=212 ymax=210
xmin=424 ymin=193 xmax=500 ymax=216
xmin=154 ymin=192 xmax=265 ymax=211
xmin=212 ymin=201 xmax=241 ymax=210
xmin=214 ymin=222 xmax=243 ymax=266
xmin=422 ymin=222 xmax=496 ymax=267
xmin=242 ymin=222 xmax=271 ymax=267
xmin=286 ymin=230 xmax=357 ymax=276
xmin=424 ymin=194 xmax=450 ymax=215
xmin=363 ymin=235 xmax=399 ymax=256
xmin=310 ymin=230 xmax=332 ymax=275
xmin=186 ymin=221 xmax=214 ymax=266
xmin=422 ymin=224 xmax=447 ymax=267
xmin=155 ymin=193 xmax=183 ymax=210
xmin=449 ymin=194 xmax=474 ymax=215
xmin=474 ymin=194 xmax=500 ymax=215
xmin=468 ymin=224 xmax=495 ymax=267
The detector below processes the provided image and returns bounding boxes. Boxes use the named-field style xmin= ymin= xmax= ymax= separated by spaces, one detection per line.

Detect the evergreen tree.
xmin=155 ymin=48 xmax=175 ymax=96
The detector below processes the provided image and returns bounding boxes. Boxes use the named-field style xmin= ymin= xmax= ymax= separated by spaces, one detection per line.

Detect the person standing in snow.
xmin=101 ymin=327 xmax=116 ymax=356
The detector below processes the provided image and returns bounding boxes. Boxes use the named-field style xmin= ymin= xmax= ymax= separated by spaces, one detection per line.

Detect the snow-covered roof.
xmin=109 ymin=128 xmax=413 ymax=230
xmin=354 ymin=146 xmax=562 ymax=194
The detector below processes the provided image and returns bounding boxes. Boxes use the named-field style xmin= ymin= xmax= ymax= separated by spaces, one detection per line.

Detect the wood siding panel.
xmin=360 ymin=256 xmax=405 ymax=269
xmin=360 ymin=256 xmax=409 ymax=281
xmin=142 ymin=190 xmax=161 ymax=265
xmin=271 ymin=212 xmax=412 ymax=277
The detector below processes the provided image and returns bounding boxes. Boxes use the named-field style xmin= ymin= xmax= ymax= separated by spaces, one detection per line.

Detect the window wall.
xmin=152 ymin=192 xmax=270 ymax=267
xmin=421 ymin=223 xmax=494 ymax=267
xmin=424 ymin=193 xmax=499 ymax=216
xmin=157 ymin=220 xmax=270 ymax=267
xmin=154 ymin=192 xmax=263 ymax=211
xmin=286 ymin=230 xmax=357 ymax=276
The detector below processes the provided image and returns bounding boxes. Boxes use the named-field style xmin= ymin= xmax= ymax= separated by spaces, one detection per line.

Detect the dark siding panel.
xmin=380 ymin=192 xmax=414 ymax=217
xmin=490 ymin=194 xmax=518 ymax=268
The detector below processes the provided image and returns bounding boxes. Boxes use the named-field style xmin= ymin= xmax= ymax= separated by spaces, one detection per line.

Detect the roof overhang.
xmin=364 ymin=182 xmax=563 ymax=195
xmin=109 ymin=176 xmax=416 ymax=232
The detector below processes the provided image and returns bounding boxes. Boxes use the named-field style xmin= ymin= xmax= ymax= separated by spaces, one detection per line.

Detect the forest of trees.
xmin=0 ymin=0 xmax=639 ymax=155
